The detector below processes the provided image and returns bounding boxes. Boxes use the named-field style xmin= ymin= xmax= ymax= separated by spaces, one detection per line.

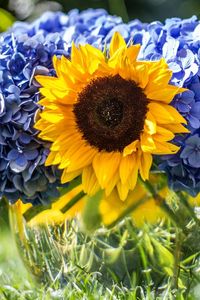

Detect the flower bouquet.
xmin=1 ymin=8 xmax=200 ymax=296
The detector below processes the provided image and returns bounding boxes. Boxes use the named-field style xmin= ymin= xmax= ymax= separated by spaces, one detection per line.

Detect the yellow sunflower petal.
xmin=117 ymin=181 xmax=129 ymax=201
xmin=144 ymin=111 xmax=157 ymax=135
xmin=79 ymin=44 xmax=105 ymax=75
xmin=126 ymin=45 xmax=141 ymax=63
xmin=123 ymin=140 xmax=139 ymax=156
xmin=134 ymin=63 xmax=149 ymax=88
xmin=60 ymin=143 xmax=96 ymax=172
xmin=39 ymin=88 xmax=57 ymax=100
xmin=60 ymin=55 xmax=88 ymax=83
xmin=119 ymin=155 xmax=135 ymax=184
xmin=163 ymin=123 xmax=189 ymax=133
xmin=67 ymin=146 xmax=97 ymax=173
xmin=108 ymin=46 xmax=126 ymax=70
xmin=35 ymin=75 xmax=65 ymax=90
xmin=164 ymin=104 xmax=187 ymax=124
xmin=93 ymin=152 xmax=121 ymax=189
xmin=149 ymin=102 xmax=187 ymax=124
xmin=105 ymin=171 xmax=120 ymax=197
xmin=146 ymin=85 xmax=186 ymax=103
xmin=153 ymin=126 xmax=175 ymax=142
xmin=82 ymin=165 xmax=101 ymax=195
xmin=40 ymin=110 xmax=63 ymax=123
xmin=152 ymin=141 xmax=180 ymax=154
xmin=127 ymin=155 xmax=139 ymax=190
xmin=51 ymin=132 xmax=80 ymax=151
xmin=139 ymin=151 xmax=153 ymax=181
xmin=109 ymin=32 xmax=127 ymax=57
xmin=141 ymin=133 xmax=156 ymax=152
xmin=36 ymin=122 xmax=61 ymax=141
xmin=45 ymin=151 xmax=61 ymax=166
xmin=145 ymin=58 xmax=171 ymax=86
xmin=53 ymin=55 xmax=62 ymax=77
xmin=61 ymin=169 xmax=82 ymax=182
xmin=58 ymin=139 xmax=85 ymax=169
xmin=71 ymin=42 xmax=85 ymax=67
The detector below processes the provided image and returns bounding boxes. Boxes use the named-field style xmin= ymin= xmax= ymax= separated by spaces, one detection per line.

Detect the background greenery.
xmin=0 ymin=0 xmax=200 ymax=28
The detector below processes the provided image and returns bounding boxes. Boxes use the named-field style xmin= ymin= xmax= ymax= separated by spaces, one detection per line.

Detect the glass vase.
xmin=9 ymin=179 xmax=200 ymax=295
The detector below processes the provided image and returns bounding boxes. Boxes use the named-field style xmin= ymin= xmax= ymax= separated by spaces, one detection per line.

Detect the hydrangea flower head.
xmin=137 ymin=16 xmax=200 ymax=195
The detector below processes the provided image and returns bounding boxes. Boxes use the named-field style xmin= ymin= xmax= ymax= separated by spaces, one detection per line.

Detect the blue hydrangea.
xmin=0 ymin=16 xmax=66 ymax=204
xmin=1 ymin=9 xmax=200 ymax=203
xmin=0 ymin=9 xmax=129 ymax=204
xmin=134 ymin=16 xmax=200 ymax=195
xmin=159 ymin=131 xmax=200 ymax=196
xmin=180 ymin=134 xmax=200 ymax=167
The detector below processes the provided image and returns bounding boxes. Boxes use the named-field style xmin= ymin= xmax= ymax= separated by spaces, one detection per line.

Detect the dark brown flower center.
xmin=96 ymin=98 xmax=123 ymax=128
xmin=73 ymin=75 xmax=149 ymax=152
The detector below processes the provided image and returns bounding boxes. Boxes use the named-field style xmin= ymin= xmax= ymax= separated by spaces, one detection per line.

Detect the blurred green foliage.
xmin=0 ymin=0 xmax=200 ymax=27
xmin=0 ymin=198 xmax=9 ymax=230
xmin=0 ymin=8 xmax=15 ymax=31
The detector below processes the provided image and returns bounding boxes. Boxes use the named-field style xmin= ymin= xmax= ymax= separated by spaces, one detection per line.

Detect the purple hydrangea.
xmin=1 ymin=9 xmax=200 ymax=203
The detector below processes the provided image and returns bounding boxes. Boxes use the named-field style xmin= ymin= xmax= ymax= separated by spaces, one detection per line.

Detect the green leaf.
xmin=143 ymin=233 xmax=154 ymax=257
xmin=151 ymin=237 xmax=174 ymax=276
xmin=104 ymin=248 xmax=122 ymax=264
xmin=0 ymin=9 xmax=15 ymax=32
xmin=61 ymin=191 xmax=85 ymax=213
xmin=81 ymin=190 xmax=103 ymax=232
xmin=108 ymin=0 xmax=129 ymax=22
xmin=23 ymin=204 xmax=52 ymax=222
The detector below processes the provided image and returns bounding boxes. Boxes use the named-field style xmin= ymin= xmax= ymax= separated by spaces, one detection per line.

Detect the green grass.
xmin=0 ymin=232 xmax=198 ymax=300
xmin=1 ymin=210 xmax=200 ymax=299
xmin=0 ymin=228 xmax=136 ymax=300
xmin=0 ymin=228 xmax=155 ymax=300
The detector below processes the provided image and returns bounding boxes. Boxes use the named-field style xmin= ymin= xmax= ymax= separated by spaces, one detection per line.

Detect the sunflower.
xmin=35 ymin=32 xmax=188 ymax=201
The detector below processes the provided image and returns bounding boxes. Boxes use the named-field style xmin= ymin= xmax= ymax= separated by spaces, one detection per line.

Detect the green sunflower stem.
xmin=108 ymin=0 xmax=129 ymax=22
xmin=23 ymin=204 xmax=52 ymax=223
xmin=138 ymin=244 xmax=152 ymax=298
xmin=61 ymin=191 xmax=85 ymax=214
